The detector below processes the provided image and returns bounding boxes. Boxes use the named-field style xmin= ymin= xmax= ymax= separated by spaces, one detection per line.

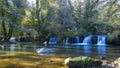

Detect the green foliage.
xmin=0 ymin=0 xmax=27 ymax=42
xmin=107 ymin=30 xmax=120 ymax=44
xmin=0 ymin=0 xmax=120 ymax=43
xmin=65 ymin=28 xmax=78 ymax=36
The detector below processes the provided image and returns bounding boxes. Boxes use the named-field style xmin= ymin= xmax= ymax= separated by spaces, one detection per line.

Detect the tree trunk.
xmin=1 ymin=9 xmax=8 ymax=42
xmin=1 ymin=9 xmax=13 ymax=42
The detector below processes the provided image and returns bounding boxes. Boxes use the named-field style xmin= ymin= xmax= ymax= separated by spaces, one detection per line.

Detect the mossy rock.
xmin=64 ymin=56 xmax=102 ymax=68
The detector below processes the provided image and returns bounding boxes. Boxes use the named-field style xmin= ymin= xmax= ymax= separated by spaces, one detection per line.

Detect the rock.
xmin=64 ymin=58 xmax=71 ymax=65
xmin=112 ymin=57 xmax=120 ymax=68
xmin=100 ymin=56 xmax=106 ymax=60
xmin=36 ymin=48 xmax=55 ymax=56
xmin=64 ymin=56 xmax=102 ymax=68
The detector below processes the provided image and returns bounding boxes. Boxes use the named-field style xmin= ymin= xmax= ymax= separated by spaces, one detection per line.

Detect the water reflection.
xmin=2 ymin=44 xmax=107 ymax=58
xmin=83 ymin=45 xmax=91 ymax=57
xmin=76 ymin=45 xmax=80 ymax=56
xmin=0 ymin=45 xmax=4 ymax=53
xmin=65 ymin=45 xmax=69 ymax=54
xmin=97 ymin=45 xmax=106 ymax=58
xmin=63 ymin=45 xmax=107 ymax=58
xmin=10 ymin=44 xmax=15 ymax=53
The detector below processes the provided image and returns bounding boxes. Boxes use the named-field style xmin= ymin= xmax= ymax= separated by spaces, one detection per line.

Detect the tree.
xmin=72 ymin=0 xmax=120 ymax=35
xmin=0 ymin=0 xmax=27 ymax=42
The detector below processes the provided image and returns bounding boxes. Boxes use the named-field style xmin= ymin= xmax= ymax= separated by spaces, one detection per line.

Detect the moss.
xmin=64 ymin=56 xmax=102 ymax=68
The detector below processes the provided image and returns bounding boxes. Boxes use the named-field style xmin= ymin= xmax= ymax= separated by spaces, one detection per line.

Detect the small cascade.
xmin=65 ymin=35 xmax=107 ymax=45
xmin=65 ymin=36 xmax=81 ymax=45
xmin=48 ymin=38 xmax=57 ymax=44
xmin=75 ymin=36 xmax=80 ymax=43
xmin=97 ymin=35 xmax=107 ymax=45
xmin=65 ymin=37 xmax=69 ymax=44
xmin=9 ymin=37 xmax=17 ymax=43
xmin=82 ymin=36 xmax=92 ymax=44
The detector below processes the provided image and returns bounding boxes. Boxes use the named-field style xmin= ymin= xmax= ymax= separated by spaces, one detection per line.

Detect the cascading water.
xmin=75 ymin=36 xmax=80 ymax=43
xmin=65 ymin=36 xmax=81 ymax=45
xmin=65 ymin=35 xmax=107 ymax=45
xmin=97 ymin=35 xmax=107 ymax=45
xmin=48 ymin=38 xmax=57 ymax=44
xmin=9 ymin=37 xmax=17 ymax=43
xmin=82 ymin=36 xmax=92 ymax=44
xmin=65 ymin=37 xmax=69 ymax=44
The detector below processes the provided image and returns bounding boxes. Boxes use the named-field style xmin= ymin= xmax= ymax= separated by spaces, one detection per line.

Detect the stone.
xmin=64 ymin=56 xmax=102 ymax=68
xmin=112 ymin=57 xmax=120 ymax=68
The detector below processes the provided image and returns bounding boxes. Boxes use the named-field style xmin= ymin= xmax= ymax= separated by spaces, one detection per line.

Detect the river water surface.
xmin=0 ymin=44 xmax=120 ymax=68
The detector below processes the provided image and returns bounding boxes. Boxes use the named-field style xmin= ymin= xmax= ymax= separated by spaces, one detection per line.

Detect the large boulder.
xmin=64 ymin=56 xmax=102 ymax=68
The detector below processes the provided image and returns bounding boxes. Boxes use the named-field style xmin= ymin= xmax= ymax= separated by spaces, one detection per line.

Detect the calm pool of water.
xmin=0 ymin=44 xmax=120 ymax=59
xmin=0 ymin=44 xmax=120 ymax=67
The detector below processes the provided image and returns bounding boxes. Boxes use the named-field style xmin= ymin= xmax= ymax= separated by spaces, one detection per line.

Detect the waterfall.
xmin=82 ymin=36 xmax=92 ymax=44
xmin=65 ymin=37 xmax=69 ymax=44
xmin=97 ymin=35 xmax=107 ymax=45
xmin=9 ymin=37 xmax=17 ymax=43
xmin=75 ymin=36 xmax=80 ymax=43
xmin=48 ymin=38 xmax=57 ymax=44
xmin=65 ymin=36 xmax=80 ymax=45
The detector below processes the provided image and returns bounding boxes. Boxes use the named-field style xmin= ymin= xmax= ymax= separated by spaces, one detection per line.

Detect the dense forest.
xmin=0 ymin=0 xmax=120 ymax=44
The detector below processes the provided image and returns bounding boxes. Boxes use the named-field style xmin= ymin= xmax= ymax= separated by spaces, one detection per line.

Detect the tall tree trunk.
xmin=1 ymin=9 xmax=8 ymax=42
